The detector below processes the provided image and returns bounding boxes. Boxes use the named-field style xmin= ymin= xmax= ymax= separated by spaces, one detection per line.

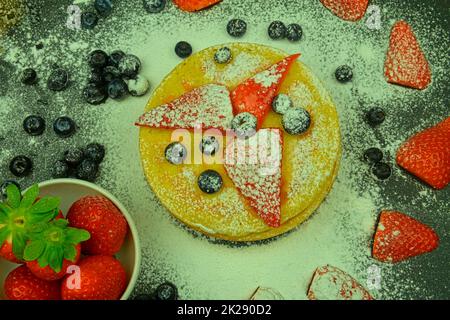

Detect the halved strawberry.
xmin=307 ymin=265 xmax=373 ymax=300
xmin=372 ymin=211 xmax=439 ymax=263
xmin=173 ymin=0 xmax=222 ymax=12
xmin=231 ymin=54 xmax=300 ymax=128
xmin=224 ymin=129 xmax=283 ymax=227
xmin=396 ymin=116 xmax=450 ymax=189
xmin=320 ymin=0 xmax=369 ymax=22
xmin=135 ymin=84 xmax=234 ymax=131
xmin=385 ymin=21 xmax=431 ymax=90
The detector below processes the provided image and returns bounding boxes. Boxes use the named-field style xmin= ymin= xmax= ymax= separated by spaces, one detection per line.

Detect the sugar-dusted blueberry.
xmin=372 ymin=162 xmax=392 ymax=180
xmin=366 ymin=108 xmax=386 ymax=127
xmin=200 ymin=136 xmax=220 ymax=156
xmin=88 ymin=50 xmax=109 ymax=69
xmin=84 ymin=143 xmax=105 ymax=163
xmin=9 ymin=155 xmax=33 ymax=177
xmin=335 ymin=65 xmax=353 ymax=83
xmin=118 ymin=54 xmax=141 ymax=79
xmin=76 ymin=159 xmax=99 ymax=182
xmin=175 ymin=41 xmax=192 ymax=59
xmin=227 ymin=19 xmax=247 ymax=38
xmin=127 ymin=75 xmax=150 ymax=97
xmin=282 ymin=107 xmax=311 ymax=135
xmin=155 ymin=282 xmax=178 ymax=300
xmin=64 ymin=147 xmax=85 ymax=167
xmin=231 ymin=112 xmax=257 ymax=139
xmin=165 ymin=142 xmax=187 ymax=165
xmin=286 ymin=23 xmax=303 ymax=42
xmin=47 ymin=68 xmax=69 ymax=91
xmin=272 ymin=93 xmax=293 ymax=115
xmin=53 ymin=116 xmax=76 ymax=138
xmin=20 ymin=68 xmax=37 ymax=85
xmin=88 ymin=69 xmax=105 ymax=85
xmin=83 ymin=83 xmax=108 ymax=105
xmin=214 ymin=47 xmax=232 ymax=64
xmin=81 ymin=11 xmax=99 ymax=29
xmin=108 ymin=50 xmax=126 ymax=67
xmin=268 ymin=21 xmax=286 ymax=40
xmin=23 ymin=115 xmax=45 ymax=136
xmin=198 ymin=170 xmax=223 ymax=194
xmin=94 ymin=0 xmax=113 ymax=17
xmin=102 ymin=66 xmax=121 ymax=83
xmin=107 ymin=78 xmax=128 ymax=99
xmin=143 ymin=0 xmax=166 ymax=13
xmin=0 ymin=180 xmax=20 ymax=200
xmin=363 ymin=148 xmax=383 ymax=164
xmin=53 ymin=160 xmax=70 ymax=179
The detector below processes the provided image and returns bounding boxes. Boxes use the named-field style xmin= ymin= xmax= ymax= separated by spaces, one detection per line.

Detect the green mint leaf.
xmin=48 ymin=246 xmax=64 ymax=273
xmin=66 ymin=228 xmax=91 ymax=245
xmin=63 ymin=245 xmax=78 ymax=262
xmin=6 ymin=184 xmax=21 ymax=209
xmin=31 ymin=197 xmax=60 ymax=214
xmin=0 ymin=227 xmax=10 ymax=246
xmin=12 ymin=231 xmax=26 ymax=260
xmin=20 ymin=184 xmax=39 ymax=208
xmin=23 ymin=240 xmax=46 ymax=261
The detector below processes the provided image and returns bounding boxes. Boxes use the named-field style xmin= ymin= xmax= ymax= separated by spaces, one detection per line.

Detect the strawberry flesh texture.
xmin=320 ymin=0 xmax=369 ymax=22
xmin=231 ymin=54 xmax=300 ymax=128
xmin=373 ymin=211 xmax=439 ymax=263
xmin=173 ymin=0 xmax=222 ymax=12
xmin=396 ymin=116 xmax=450 ymax=190
xmin=385 ymin=21 xmax=431 ymax=90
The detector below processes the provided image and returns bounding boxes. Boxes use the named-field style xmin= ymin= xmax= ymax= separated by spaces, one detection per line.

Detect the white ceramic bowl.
xmin=0 ymin=179 xmax=141 ymax=300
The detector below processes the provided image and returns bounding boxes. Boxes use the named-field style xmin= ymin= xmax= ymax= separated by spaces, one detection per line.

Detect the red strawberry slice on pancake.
xmin=173 ymin=0 xmax=222 ymax=12
xmin=372 ymin=211 xmax=439 ymax=263
xmin=385 ymin=21 xmax=432 ymax=90
xmin=135 ymin=84 xmax=234 ymax=131
xmin=224 ymin=129 xmax=283 ymax=227
xmin=320 ymin=0 xmax=369 ymax=22
xmin=231 ymin=54 xmax=300 ymax=128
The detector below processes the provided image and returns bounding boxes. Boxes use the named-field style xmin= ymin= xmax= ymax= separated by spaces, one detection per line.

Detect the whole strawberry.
xmin=61 ymin=255 xmax=127 ymax=300
xmin=67 ymin=196 xmax=128 ymax=255
xmin=4 ymin=265 xmax=61 ymax=300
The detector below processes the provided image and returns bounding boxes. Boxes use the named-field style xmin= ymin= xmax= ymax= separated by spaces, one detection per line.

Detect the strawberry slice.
xmin=396 ymin=116 xmax=450 ymax=190
xmin=320 ymin=0 xmax=369 ymax=22
xmin=231 ymin=54 xmax=300 ymax=128
xmin=224 ymin=129 xmax=283 ymax=227
xmin=173 ymin=0 xmax=222 ymax=12
xmin=384 ymin=21 xmax=431 ymax=90
xmin=135 ymin=84 xmax=234 ymax=131
xmin=307 ymin=265 xmax=373 ymax=300
xmin=373 ymin=211 xmax=439 ymax=263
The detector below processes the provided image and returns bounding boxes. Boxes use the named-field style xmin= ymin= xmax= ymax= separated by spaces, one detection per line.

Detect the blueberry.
xmin=88 ymin=70 xmax=105 ymax=85
xmin=268 ymin=21 xmax=286 ymax=40
xmin=227 ymin=19 xmax=247 ymax=38
xmin=23 ymin=115 xmax=45 ymax=136
xmin=372 ymin=162 xmax=392 ymax=180
xmin=84 ymin=143 xmax=105 ymax=163
xmin=200 ymin=136 xmax=220 ymax=156
xmin=335 ymin=65 xmax=353 ymax=83
xmin=103 ymin=66 xmax=121 ymax=83
xmin=143 ymin=0 xmax=166 ymax=13
xmin=94 ymin=0 xmax=113 ymax=17
xmin=366 ymin=108 xmax=385 ymax=127
xmin=282 ymin=108 xmax=311 ymax=135
xmin=118 ymin=54 xmax=141 ymax=79
xmin=363 ymin=148 xmax=383 ymax=164
xmin=133 ymin=294 xmax=153 ymax=301
xmin=47 ymin=68 xmax=69 ymax=91
xmin=127 ymin=75 xmax=150 ymax=97
xmin=88 ymin=50 xmax=109 ymax=69
xmin=83 ymin=83 xmax=107 ymax=105
xmin=9 ymin=155 xmax=33 ymax=177
xmin=108 ymin=50 xmax=125 ymax=67
xmin=272 ymin=94 xmax=293 ymax=115
xmin=0 ymin=180 xmax=20 ymax=200
xmin=231 ymin=112 xmax=257 ymax=139
xmin=175 ymin=41 xmax=192 ymax=59
xmin=286 ymin=23 xmax=303 ymax=42
xmin=107 ymin=78 xmax=128 ymax=99
xmin=198 ymin=170 xmax=223 ymax=194
xmin=81 ymin=11 xmax=98 ymax=29
xmin=76 ymin=159 xmax=99 ymax=182
xmin=165 ymin=142 xmax=187 ymax=165
xmin=155 ymin=282 xmax=178 ymax=300
xmin=20 ymin=68 xmax=37 ymax=85
xmin=214 ymin=47 xmax=232 ymax=64
xmin=64 ymin=148 xmax=85 ymax=166
xmin=53 ymin=160 xmax=70 ymax=179
xmin=53 ymin=116 xmax=76 ymax=138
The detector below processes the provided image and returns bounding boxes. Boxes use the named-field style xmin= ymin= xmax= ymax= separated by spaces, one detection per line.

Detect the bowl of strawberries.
xmin=0 ymin=178 xmax=141 ymax=300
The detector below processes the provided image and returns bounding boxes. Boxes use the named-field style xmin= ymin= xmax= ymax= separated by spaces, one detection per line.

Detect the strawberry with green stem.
xmin=0 ymin=184 xmax=60 ymax=263
xmin=24 ymin=218 xmax=90 ymax=281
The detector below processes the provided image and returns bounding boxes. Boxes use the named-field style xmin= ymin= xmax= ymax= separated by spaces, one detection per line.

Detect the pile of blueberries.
xmin=80 ymin=0 xmax=114 ymax=30
xmin=83 ymin=49 xmax=150 ymax=105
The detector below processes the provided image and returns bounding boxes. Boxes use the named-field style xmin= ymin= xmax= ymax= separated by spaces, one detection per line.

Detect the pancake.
xmin=139 ymin=43 xmax=341 ymax=241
